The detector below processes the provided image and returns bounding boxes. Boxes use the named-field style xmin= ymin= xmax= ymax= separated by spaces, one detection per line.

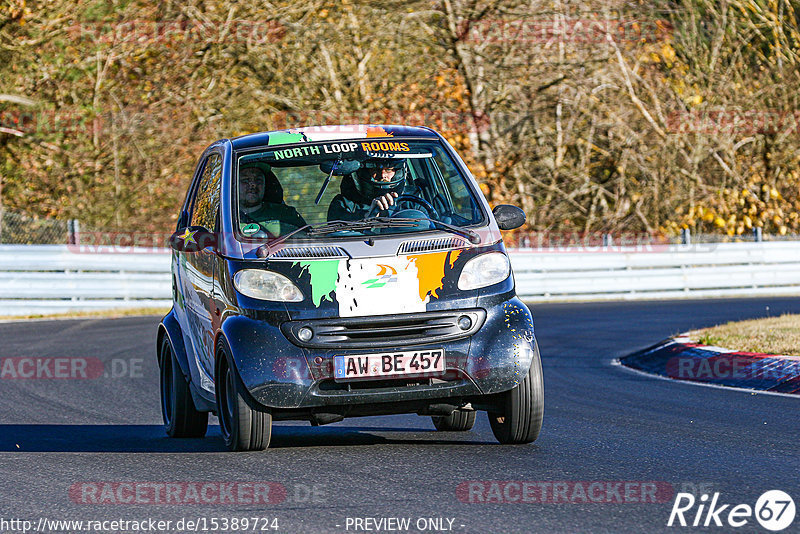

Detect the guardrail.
xmin=510 ymin=241 xmax=800 ymax=301
xmin=0 ymin=245 xmax=172 ymax=316
xmin=0 ymin=241 xmax=798 ymax=316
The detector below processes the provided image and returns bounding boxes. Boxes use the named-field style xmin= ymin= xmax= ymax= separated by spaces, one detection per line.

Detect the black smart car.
xmin=158 ymin=125 xmax=543 ymax=451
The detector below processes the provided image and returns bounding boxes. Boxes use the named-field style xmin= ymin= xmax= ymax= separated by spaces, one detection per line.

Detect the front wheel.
xmin=216 ymin=345 xmax=272 ymax=451
xmin=488 ymin=340 xmax=544 ymax=444
xmin=160 ymin=337 xmax=208 ymax=438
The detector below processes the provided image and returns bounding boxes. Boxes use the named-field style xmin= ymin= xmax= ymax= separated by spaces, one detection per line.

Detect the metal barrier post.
xmin=67 ymin=219 xmax=81 ymax=245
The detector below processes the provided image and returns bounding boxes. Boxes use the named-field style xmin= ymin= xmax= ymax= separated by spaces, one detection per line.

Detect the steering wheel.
xmin=367 ymin=194 xmax=439 ymax=219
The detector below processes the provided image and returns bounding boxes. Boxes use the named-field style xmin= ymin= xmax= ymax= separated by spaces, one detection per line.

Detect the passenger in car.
xmin=238 ymin=166 xmax=306 ymax=237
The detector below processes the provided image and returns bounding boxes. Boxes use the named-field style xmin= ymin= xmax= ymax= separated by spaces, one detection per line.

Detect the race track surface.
xmin=1 ymin=297 xmax=798 ymax=533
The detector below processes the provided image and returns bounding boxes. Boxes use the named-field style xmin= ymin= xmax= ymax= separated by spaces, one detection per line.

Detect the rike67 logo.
xmin=668 ymin=490 xmax=795 ymax=531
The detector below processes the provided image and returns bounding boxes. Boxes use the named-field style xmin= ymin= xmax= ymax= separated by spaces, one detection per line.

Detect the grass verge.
xmin=690 ymin=313 xmax=800 ymax=356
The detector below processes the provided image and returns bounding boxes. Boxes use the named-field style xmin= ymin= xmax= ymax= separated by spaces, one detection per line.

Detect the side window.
xmin=177 ymin=158 xmax=207 ymax=229
xmin=432 ymin=149 xmax=481 ymax=224
xmin=190 ymin=153 xmax=222 ymax=230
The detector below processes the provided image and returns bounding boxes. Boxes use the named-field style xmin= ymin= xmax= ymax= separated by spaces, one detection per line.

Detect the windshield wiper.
xmin=371 ymin=217 xmax=481 ymax=244
xmin=255 ymin=219 xmax=419 ymax=258
xmin=308 ymin=219 xmax=419 ymax=234
xmin=256 ymin=224 xmax=314 ymax=258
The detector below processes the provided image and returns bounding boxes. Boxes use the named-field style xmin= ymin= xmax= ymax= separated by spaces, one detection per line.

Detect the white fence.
xmin=0 ymin=245 xmax=172 ymax=316
xmin=511 ymin=241 xmax=800 ymax=301
xmin=0 ymin=242 xmax=798 ymax=316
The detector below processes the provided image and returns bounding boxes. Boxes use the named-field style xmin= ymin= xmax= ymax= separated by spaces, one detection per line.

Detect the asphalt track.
xmin=0 ymin=297 xmax=798 ymax=534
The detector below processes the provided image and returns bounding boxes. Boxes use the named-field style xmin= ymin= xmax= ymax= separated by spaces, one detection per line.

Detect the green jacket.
xmin=240 ymin=203 xmax=306 ymax=237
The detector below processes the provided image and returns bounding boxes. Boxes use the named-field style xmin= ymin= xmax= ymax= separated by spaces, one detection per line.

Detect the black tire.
xmin=432 ymin=410 xmax=476 ymax=431
xmin=216 ymin=345 xmax=272 ymax=451
xmin=488 ymin=340 xmax=544 ymax=444
xmin=160 ymin=337 xmax=208 ymax=438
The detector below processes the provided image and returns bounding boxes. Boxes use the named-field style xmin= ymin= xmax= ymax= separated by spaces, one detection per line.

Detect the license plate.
xmin=333 ymin=349 xmax=445 ymax=381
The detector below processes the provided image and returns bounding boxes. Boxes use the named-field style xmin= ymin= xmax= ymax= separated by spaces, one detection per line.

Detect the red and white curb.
xmin=619 ymin=334 xmax=800 ymax=395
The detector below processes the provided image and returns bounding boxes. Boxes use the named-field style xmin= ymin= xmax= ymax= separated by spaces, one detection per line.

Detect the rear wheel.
xmin=216 ymin=345 xmax=272 ymax=451
xmin=160 ymin=337 xmax=208 ymax=438
xmin=488 ymin=340 xmax=544 ymax=444
xmin=431 ymin=410 xmax=476 ymax=431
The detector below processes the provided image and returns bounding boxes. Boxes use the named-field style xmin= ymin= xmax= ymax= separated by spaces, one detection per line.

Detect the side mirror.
xmin=169 ymin=226 xmax=217 ymax=252
xmin=492 ymin=204 xmax=526 ymax=230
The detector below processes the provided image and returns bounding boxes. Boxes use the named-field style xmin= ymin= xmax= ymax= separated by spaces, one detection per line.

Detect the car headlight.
xmin=233 ymin=269 xmax=304 ymax=302
xmin=458 ymin=252 xmax=511 ymax=290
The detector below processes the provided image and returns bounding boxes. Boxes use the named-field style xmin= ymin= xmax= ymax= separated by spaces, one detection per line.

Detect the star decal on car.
xmin=177 ymin=228 xmax=197 ymax=245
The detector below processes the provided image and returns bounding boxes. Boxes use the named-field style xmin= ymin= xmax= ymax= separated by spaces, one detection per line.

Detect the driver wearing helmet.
xmin=327 ymin=159 xmax=407 ymax=221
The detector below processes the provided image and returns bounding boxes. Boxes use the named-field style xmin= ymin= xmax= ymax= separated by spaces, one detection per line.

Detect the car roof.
xmin=229 ymin=124 xmax=440 ymax=150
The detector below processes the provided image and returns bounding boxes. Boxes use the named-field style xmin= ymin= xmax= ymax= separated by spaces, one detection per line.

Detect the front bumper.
xmin=222 ymin=297 xmax=536 ymax=410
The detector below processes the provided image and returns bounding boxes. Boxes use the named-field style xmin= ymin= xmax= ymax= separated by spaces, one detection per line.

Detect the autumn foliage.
xmin=0 ymin=0 xmax=798 ymax=237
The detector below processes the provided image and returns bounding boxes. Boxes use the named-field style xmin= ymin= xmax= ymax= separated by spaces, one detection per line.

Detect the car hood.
xmin=230 ymin=241 xmax=508 ymax=320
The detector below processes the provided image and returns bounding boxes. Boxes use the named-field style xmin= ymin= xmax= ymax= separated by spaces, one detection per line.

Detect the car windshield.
xmin=234 ymin=138 xmax=484 ymax=241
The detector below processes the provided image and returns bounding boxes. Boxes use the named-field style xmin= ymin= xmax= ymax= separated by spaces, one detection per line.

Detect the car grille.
xmin=270 ymin=246 xmax=349 ymax=259
xmin=397 ymin=236 xmax=469 ymax=254
xmin=281 ymin=309 xmax=486 ymax=349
